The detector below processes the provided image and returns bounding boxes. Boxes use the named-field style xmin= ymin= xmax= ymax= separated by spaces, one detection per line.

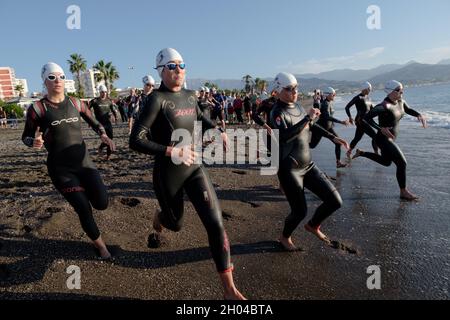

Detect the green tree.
xmin=67 ymin=53 xmax=87 ymax=98
xmin=94 ymin=60 xmax=120 ymax=93
xmin=14 ymin=84 xmax=25 ymax=97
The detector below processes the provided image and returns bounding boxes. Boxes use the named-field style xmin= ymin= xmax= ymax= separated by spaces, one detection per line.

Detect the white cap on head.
xmin=155 ymin=48 xmax=183 ymax=77
xmin=384 ymin=80 xmax=403 ymax=94
xmin=204 ymin=87 xmax=210 ymax=93
xmin=362 ymin=81 xmax=372 ymax=91
xmin=98 ymin=84 xmax=108 ymax=93
xmin=323 ymin=87 xmax=336 ymax=95
xmin=272 ymin=72 xmax=298 ymax=93
xmin=199 ymin=87 xmax=205 ymax=92
xmin=41 ymin=62 xmax=65 ymax=82
xmin=142 ymin=75 xmax=155 ymax=86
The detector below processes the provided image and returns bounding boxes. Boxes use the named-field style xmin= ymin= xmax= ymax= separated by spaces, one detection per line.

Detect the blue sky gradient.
xmin=1 ymin=0 xmax=450 ymax=92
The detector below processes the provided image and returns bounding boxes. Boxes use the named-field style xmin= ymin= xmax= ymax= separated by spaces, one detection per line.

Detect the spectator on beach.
xmin=233 ymin=94 xmax=244 ymax=123
xmin=0 ymin=107 xmax=7 ymax=129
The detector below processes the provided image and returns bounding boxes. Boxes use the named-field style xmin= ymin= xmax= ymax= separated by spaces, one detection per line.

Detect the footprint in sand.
xmin=328 ymin=240 xmax=358 ymax=254
xmin=121 ymin=198 xmax=141 ymax=207
xmin=222 ymin=210 xmax=233 ymax=220
xmin=240 ymin=200 xmax=261 ymax=208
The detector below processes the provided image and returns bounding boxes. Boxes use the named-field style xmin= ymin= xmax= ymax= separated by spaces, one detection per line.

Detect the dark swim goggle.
xmin=158 ymin=63 xmax=186 ymax=71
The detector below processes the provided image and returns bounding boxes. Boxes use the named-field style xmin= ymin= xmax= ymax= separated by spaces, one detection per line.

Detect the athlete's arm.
xmin=271 ymin=108 xmax=310 ymax=142
xmin=129 ymin=94 xmax=167 ymax=155
xmin=345 ymin=96 xmax=357 ymax=119
xmin=21 ymin=105 xmax=41 ymax=147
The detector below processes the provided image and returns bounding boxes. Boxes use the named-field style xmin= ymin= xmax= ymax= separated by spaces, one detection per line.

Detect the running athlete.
xmin=352 ymin=80 xmax=427 ymax=201
xmin=309 ymin=87 xmax=350 ymax=168
xmin=129 ymin=48 xmax=246 ymax=300
xmin=345 ymin=82 xmax=378 ymax=158
xmin=139 ymin=75 xmax=156 ymax=115
xmin=89 ymin=84 xmax=118 ymax=160
xmin=211 ymin=89 xmax=226 ymax=130
xmin=270 ymin=73 xmax=349 ymax=251
xmin=253 ymin=90 xmax=278 ymax=153
xmin=22 ymin=62 xmax=115 ymax=259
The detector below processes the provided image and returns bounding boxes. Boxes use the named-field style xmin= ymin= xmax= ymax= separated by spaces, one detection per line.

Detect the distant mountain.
xmin=186 ymin=61 xmax=450 ymax=93
xmin=368 ymin=63 xmax=450 ymax=86
xmin=297 ymin=64 xmax=406 ymax=82
xmin=438 ymin=58 xmax=450 ymax=65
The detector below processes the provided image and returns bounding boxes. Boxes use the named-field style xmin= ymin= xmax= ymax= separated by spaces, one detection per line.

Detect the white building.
xmin=76 ymin=69 xmax=98 ymax=98
xmin=65 ymin=79 xmax=76 ymax=94
xmin=14 ymin=79 xmax=29 ymax=97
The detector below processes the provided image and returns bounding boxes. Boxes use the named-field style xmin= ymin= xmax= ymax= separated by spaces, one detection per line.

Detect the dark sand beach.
xmin=0 ymin=120 xmax=449 ymax=300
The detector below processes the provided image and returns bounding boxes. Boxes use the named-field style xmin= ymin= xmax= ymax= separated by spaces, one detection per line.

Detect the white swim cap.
xmin=155 ymin=48 xmax=183 ymax=77
xmin=272 ymin=72 xmax=298 ymax=93
xmin=384 ymin=80 xmax=403 ymax=94
xmin=323 ymin=87 xmax=336 ymax=95
xmin=362 ymin=81 xmax=372 ymax=91
xmin=142 ymin=75 xmax=155 ymax=86
xmin=98 ymin=84 xmax=108 ymax=92
xmin=41 ymin=62 xmax=65 ymax=82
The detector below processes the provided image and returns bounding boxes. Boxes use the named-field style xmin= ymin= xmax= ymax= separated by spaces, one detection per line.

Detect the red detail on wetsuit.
xmin=60 ymin=186 xmax=85 ymax=194
xmin=175 ymin=108 xmax=196 ymax=117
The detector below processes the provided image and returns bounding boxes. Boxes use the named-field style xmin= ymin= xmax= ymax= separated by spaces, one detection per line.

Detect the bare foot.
xmin=224 ymin=289 xmax=247 ymax=300
xmin=94 ymin=246 xmax=112 ymax=260
xmin=304 ymin=224 xmax=330 ymax=243
xmin=400 ymin=189 xmax=419 ymax=201
xmin=346 ymin=149 xmax=353 ymax=159
xmin=279 ymin=236 xmax=298 ymax=251
xmin=336 ymin=161 xmax=347 ymax=168
xmin=352 ymin=149 xmax=364 ymax=160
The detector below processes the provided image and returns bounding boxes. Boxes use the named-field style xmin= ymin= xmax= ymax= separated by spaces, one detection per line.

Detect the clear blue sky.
xmin=1 ymin=0 xmax=450 ymax=92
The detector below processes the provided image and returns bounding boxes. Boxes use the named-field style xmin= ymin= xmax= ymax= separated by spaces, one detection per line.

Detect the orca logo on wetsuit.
xmin=51 ymin=117 xmax=79 ymax=126
xmin=163 ymin=100 xmax=176 ymax=110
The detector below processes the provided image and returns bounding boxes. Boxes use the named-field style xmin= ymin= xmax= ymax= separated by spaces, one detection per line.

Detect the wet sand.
xmin=0 ymin=121 xmax=448 ymax=300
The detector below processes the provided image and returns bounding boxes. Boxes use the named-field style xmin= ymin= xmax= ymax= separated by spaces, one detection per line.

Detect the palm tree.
xmin=14 ymin=84 xmax=25 ymax=97
xmin=94 ymin=60 xmax=120 ymax=93
xmin=67 ymin=54 xmax=87 ymax=97
xmin=242 ymin=75 xmax=254 ymax=93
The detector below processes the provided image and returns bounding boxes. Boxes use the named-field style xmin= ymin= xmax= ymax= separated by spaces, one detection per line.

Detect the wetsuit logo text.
xmin=51 ymin=117 xmax=79 ymax=126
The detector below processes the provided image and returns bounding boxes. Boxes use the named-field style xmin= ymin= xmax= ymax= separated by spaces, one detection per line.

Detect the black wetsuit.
xmin=22 ymin=96 xmax=108 ymax=240
xmin=253 ymin=96 xmax=277 ymax=152
xmin=310 ymin=99 xmax=344 ymax=161
xmin=270 ymin=100 xmax=343 ymax=237
xmin=345 ymin=93 xmax=378 ymax=151
xmin=89 ymin=97 xmax=117 ymax=157
xmin=198 ymin=97 xmax=212 ymax=123
xmin=361 ymin=98 xmax=421 ymax=189
xmin=129 ymin=83 xmax=232 ymax=273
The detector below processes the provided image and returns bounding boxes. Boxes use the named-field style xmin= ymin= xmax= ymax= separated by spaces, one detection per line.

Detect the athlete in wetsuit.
xmin=309 ymin=87 xmax=350 ymax=168
xmin=22 ymin=62 xmax=115 ymax=259
xmin=129 ymin=48 xmax=245 ymax=300
xmin=345 ymin=82 xmax=378 ymax=158
xmin=252 ymin=90 xmax=278 ymax=153
xmin=269 ymin=73 xmax=349 ymax=251
xmin=353 ymin=80 xmax=427 ymax=201
xmin=89 ymin=85 xmax=118 ymax=160
xmin=138 ymin=75 xmax=156 ymax=119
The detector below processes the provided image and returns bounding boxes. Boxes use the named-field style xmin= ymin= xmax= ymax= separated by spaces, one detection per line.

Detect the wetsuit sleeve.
xmin=196 ymin=103 xmax=216 ymax=131
xmin=79 ymin=101 xmax=106 ymax=136
xmin=311 ymin=123 xmax=336 ymax=141
xmin=252 ymin=101 xmax=268 ymax=126
xmin=363 ymin=104 xmax=385 ymax=131
xmin=271 ymin=108 xmax=310 ymax=142
xmin=129 ymin=94 xmax=167 ymax=155
xmin=21 ymin=105 xmax=41 ymax=147
xmin=403 ymin=100 xmax=420 ymax=117
xmin=320 ymin=102 xmax=342 ymax=123
xmin=345 ymin=96 xmax=358 ymax=118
